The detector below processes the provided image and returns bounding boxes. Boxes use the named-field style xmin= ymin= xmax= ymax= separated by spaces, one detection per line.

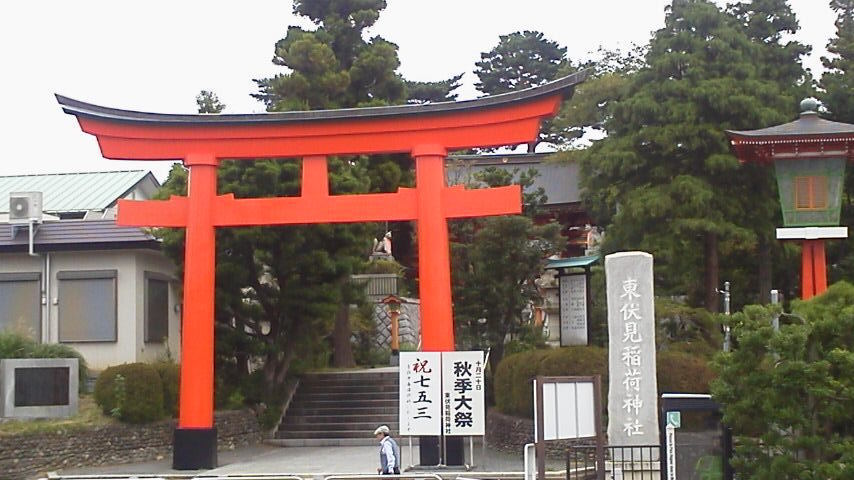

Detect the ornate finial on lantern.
xmin=800 ymin=98 xmax=820 ymax=115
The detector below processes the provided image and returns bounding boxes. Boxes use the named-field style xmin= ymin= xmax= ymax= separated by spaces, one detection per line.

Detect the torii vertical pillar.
xmin=173 ymin=155 xmax=219 ymax=468
xmin=55 ymin=70 xmax=589 ymax=470
xmin=414 ymin=145 xmax=454 ymax=351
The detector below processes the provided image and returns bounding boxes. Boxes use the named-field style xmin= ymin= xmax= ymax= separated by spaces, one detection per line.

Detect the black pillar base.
xmin=419 ymin=435 xmax=440 ymax=465
xmin=173 ymin=427 xmax=217 ymax=470
xmin=444 ymin=436 xmax=464 ymax=466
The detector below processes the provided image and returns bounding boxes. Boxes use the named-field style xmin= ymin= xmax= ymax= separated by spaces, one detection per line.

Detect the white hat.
xmin=373 ymin=425 xmax=390 ymax=435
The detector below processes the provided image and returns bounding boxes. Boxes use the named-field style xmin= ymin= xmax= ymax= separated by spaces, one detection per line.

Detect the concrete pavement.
xmin=47 ymin=442 xmax=569 ymax=478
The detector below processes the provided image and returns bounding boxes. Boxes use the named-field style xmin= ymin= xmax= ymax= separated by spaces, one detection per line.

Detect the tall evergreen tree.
xmin=726 ymin=0 xmax=812 ymax=303
xmin=475 ymin=30 xmax=571 ymax=152
xmin=160 ymin=1 xmax=413 ymax=402
xmin=820 ymin=1 xmax=854 ymax=286
xmin=821 ymin=0 xmax=854 ymax=123
xmin=579 ymin=0 xmax=794 ymax=310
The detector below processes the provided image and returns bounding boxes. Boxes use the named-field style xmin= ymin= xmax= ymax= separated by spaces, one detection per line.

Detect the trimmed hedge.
xmin=153 ymin=361 xmax=181 ymax=417
xmin=0 ymin=332 xmax=89 ymax=392
xmin=494 ymin=346 xmax=714 ymax=418
xmin=94 ymin=363 xmax=167 ymax=423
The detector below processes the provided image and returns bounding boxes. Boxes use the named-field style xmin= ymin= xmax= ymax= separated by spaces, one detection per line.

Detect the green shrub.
xmin=94 ymin=363 xmax=164 ymax=423
xmin=0 ymin=332 xmax=89 ymax=392
xmin=153 ymin=361 xmax=181 ymax=417
xmin=494 ymin=345 xmax=714 ymax=418
xmin=657 ymin=350 xmax=716 ymax=394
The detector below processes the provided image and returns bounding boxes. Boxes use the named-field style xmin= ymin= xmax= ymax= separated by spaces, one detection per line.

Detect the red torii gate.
xmin=57 ymin=71 xmax=587 ymax=468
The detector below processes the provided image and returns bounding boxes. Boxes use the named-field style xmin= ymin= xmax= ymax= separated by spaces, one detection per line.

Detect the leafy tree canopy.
xmin=451 ymin=167 xmax=559 ymax=370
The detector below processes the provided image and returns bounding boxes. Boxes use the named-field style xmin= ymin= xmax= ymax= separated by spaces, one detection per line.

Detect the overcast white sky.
xmin=0 ymin=1 xmax=838 ymax=182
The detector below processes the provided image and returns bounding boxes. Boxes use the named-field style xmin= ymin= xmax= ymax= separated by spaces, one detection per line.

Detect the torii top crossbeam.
xmin=56 ymin=71 xmax=588 ymax=446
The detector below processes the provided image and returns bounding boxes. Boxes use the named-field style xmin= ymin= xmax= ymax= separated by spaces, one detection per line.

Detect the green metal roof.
xmin=0 ymin=170 xmax=157 ymax=214
xmin=546 ymin=254 xmax=600 ymax=270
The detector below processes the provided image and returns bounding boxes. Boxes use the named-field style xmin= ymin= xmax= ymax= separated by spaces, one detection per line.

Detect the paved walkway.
xmin=50 ymin=442 xmax=568 ymax=478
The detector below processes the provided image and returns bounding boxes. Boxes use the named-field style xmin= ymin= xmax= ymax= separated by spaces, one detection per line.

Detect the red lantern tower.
xmin=727 ymin=99 xmax=854 ymax=299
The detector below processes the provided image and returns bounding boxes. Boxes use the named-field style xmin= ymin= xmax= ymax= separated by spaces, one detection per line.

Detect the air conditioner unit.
xmin=9 ymin=192 xmax=43 ymax=224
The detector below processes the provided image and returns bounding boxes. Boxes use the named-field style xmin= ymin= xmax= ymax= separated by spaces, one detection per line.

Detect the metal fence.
xmin=566 ymin=445 xmax=660 ymax=480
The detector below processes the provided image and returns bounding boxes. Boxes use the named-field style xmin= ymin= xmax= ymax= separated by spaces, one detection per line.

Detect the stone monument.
xmin=605 ymin=252 xmax=659 ymax=456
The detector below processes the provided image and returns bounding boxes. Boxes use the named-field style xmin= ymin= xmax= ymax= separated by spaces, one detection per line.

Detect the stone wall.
xmin=373 ymin=299 xmax=420 ymax=349
xmin=0 ymin=409 xmax=261 ymax=480
xmin=486 ymin=409 xmax=595 ymax=457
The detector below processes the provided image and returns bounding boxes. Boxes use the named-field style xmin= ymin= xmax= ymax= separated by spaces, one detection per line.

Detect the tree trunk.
xmin=332 ymin=302 xmax=356 ymax=368
xmin=758 ymin=236 xmax=773 ymax=304
xmin=704 ymin=232 xmax=720 ymax=313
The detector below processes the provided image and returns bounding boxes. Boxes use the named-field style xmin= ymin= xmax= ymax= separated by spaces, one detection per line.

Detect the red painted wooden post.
xmin=180 ymin=154 xmax=218 ymax=429
xmin=414 ymin=144 xmax=454 ymax=351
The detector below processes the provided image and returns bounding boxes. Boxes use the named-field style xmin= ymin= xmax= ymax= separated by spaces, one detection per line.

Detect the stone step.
xmin=302 ymin=371 xmax=399 ymax=382
xmin=280 ymin=421 xmax=400 ymax=431
xmin=276 ymin=429 xmax=391 ymax=439
xmin=283 ymin=414 xmax=399 ymax=424
xmin=286 ymin=406 xmax=396 ymax=416
xmin=299 ymin=384 xmax=399 ymax=394
xmin=276 ymin=370 xmax=402 ymax=444
xmin=293 ymin=391 xmax=398 ymax=401
xmin=288 ymin=398 xmax=398 ymax=408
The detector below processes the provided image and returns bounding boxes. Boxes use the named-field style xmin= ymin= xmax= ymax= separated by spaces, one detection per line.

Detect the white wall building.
xmin=0 ymin=171 xmax=180 ymax=370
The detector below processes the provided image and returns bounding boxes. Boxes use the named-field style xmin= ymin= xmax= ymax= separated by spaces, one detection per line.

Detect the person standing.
xmin=374 ymin=425 xmax=401 ymax=474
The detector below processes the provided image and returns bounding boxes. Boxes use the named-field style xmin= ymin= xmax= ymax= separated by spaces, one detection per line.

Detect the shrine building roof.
xmin=726 ymin=99 xmax=854 ymax=164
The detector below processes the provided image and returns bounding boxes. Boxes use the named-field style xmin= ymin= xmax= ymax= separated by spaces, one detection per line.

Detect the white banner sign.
xmin=442 ymin=351 xmax=485 ymax=436
xmin=560 ymin=274 xmax=588 ymax=346
xmin=399 ymin=352 xmax=441 ymax=435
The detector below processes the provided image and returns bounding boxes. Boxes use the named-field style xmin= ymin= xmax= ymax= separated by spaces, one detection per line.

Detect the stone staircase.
xmin=272 ymin=368 xmax=400 ymax=446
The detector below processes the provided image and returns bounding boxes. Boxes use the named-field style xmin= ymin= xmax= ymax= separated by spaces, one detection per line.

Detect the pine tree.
xmin=195 ymin=90 xmax=226 ymax=114
xmin=405 ymin=73 xmax=463 ymax=104
xmin=475 ymin=30 xmax=571 ymax=152
xmin=712 ymin=282 xmax=854 ymax=478
xmin=160 ymin=1 xmax=414 ymax=401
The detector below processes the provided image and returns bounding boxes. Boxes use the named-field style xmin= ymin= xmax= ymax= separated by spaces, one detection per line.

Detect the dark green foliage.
xmin=475 ymin=30 xmax=571 ymax=151
xmin=153 ymin=361 xmax=181 ymax=417
xmin=160 ymin=0 xmax=418 ymax=403
xmin=820 ymin=0 xmax=854 ymax=123
xmin=656 ymin=299 xmax=723 ymax=357
xmin=494 ymin=346 xmax=714 ymax=418
xmin=579 ymin=0 xmax=804 ymax=309
xmin=196 ymin=90 xmax=225 ymax=114
xmin=821 ymin=1 xmax=854 ymax=289
xmin=405 ymin=73 xmax=463 ymax=104
xmin=475 ymin=30 xmax=566 ymax=95
xmin=0 ymin=332 xmax=89 ymax=393
xmin=451 ymin=168 xmax=560 ymax=371
xmin=657 ymin=350 xmax=716 ymax=394
xmin=711 ymin=282 xmax=854 ymax=479
xmin=94 ymin=363 xmax=165 ymax=423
